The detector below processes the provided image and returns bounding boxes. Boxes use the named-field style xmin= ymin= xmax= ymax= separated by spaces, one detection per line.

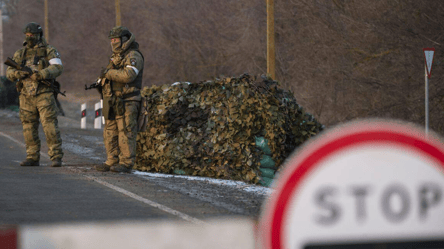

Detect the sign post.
xmin=259 ymin=120 xmax=444 ymax=249
xmin=423 ymin=48 xmax=435 ymax=135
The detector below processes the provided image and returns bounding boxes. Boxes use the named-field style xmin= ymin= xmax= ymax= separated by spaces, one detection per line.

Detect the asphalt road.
xmin=0 ymin=109 xmax=269 ymax=226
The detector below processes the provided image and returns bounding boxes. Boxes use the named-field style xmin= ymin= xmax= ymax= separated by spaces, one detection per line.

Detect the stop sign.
xmin=259 ymin=120 xmax=444 ymax=249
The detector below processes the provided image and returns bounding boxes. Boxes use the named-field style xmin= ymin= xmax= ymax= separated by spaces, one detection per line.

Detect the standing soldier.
xmin=6 ymin=22 xmax=64 ymax=167
xmin=95 ymin=26 xmax=144 ymax=173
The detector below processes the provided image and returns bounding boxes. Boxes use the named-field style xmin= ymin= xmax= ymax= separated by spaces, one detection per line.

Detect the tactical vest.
xmin=19 ymin=45 xmax=49 ymax=71
xmin=18 ymin=44 xmax=52 ymax=96
xmin=111 ymin=48 xmax=144 ymax=92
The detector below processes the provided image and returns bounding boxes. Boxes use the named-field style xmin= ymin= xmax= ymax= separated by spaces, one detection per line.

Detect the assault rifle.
xmin=85 ymin=78 xmax=103 ymax=90
xmin=4 ymin=57 xmax=66 ymax=97
xmin=85 ymin=78 xmax=106 ymax=101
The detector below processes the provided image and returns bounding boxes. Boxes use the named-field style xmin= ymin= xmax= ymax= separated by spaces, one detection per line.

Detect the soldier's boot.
xmin=110 ymin=164 xmax=132 ymax=173
xmin=96 ymin=163 xmax=111 ymax=172
xmin=20 ymin=159 xmax=39 ymax=166
xmin=51 ymin=159 xmax=62 ymax=167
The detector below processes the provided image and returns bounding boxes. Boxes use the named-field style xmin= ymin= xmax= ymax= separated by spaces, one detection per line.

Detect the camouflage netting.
xmin=135 ymin=74 xmax=324 ymax=184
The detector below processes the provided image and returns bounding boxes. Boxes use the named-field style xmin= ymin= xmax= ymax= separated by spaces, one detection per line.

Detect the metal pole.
xmin=266 ymin=0 xmax=275 ymax=80
xmin=425 ymin=66 xmax=429 ymax=135
xmin=44 ymin=0 xmax=49 ymax=42
xmin=115 ymin=0 xmax=121 ymax=26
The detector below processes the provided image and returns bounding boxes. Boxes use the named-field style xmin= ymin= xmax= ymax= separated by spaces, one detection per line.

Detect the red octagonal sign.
xmin=259 ymin=120 xmax=444 ymax=249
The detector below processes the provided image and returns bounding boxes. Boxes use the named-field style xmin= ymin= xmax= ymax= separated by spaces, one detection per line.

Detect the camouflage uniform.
xmin=99 ymin=26 xmax=144 ymax=172
xmin=6 ymin=22 xmax=63 ymax=166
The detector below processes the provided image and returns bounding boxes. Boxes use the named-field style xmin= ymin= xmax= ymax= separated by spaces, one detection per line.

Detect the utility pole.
xmin=115 ymin=0 xmax=121 ymax=26
xmin=266 ymin=0 xmax=275 ymax=80
xmin=44 ymin=0 xmax=49 ymax=42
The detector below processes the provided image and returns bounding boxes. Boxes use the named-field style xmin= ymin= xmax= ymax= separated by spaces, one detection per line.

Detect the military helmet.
xmin=22 ymin=22 xmax=43 ymax=34
xmin=108 ymin=26 xmax=131 ymax=39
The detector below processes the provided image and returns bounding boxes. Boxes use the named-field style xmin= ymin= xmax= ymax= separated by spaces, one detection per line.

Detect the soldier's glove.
xmin=14 ymin=70 xmax=29 ymax=80
xmin=100 ymin=68 xmax=109 ymax=79
xmin=30 ymin=72 xmax=43 ymax=81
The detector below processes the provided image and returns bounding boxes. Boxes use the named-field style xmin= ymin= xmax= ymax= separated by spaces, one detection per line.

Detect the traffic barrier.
xmin=1 ymin=219 xmax=254 ymax=249
xmin=101 ymin=99 xmax=105 ymax=125
xmin=94 ymin=102 xmax=102 ymax=129
xmin=80 ymin=103 xmax=86 ymax=129
xmin=0 ymin=227 xmax=17 ymax=249
xmin=80 ymin=102 xmax=104 ymax=129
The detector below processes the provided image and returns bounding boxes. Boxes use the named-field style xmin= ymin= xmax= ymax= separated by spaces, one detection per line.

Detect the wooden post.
xmin=267 ymin=0 xmax=275 ymax=80
xmin=115 ymin=0 xmax=121 ymax=26
xmin=44 ymin=0 xmax=49 ymax=42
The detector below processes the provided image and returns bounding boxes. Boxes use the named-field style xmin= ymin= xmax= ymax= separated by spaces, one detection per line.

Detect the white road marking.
xmin=83 ymin=175 xmax=205 ymax=225
xmin=0 ymin=131 xmax=204 ymax=224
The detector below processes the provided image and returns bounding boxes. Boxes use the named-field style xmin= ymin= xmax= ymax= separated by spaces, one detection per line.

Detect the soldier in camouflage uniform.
xmin=6 ymin=22 xmax=64 ymax=167
xmin=95 ymin=26 xmax=144 ymax=173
